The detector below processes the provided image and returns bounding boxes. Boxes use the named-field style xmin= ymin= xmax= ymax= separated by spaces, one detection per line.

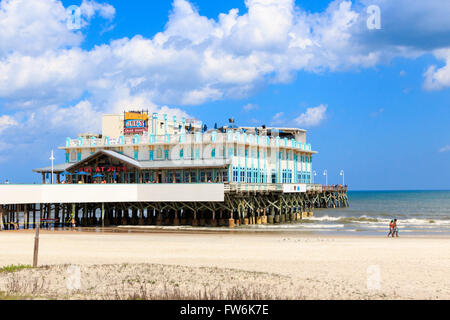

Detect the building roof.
xmin=32 ymin=163 xmax=71 ymax=173
xmin=68 ymin=149 xmax=142 ymax=171
xmin=33 ymin=150 xmax=231 ymax=173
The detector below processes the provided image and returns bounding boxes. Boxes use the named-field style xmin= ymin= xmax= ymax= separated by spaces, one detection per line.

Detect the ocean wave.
xmin=307 ymin=215 xmax=450 ymax=226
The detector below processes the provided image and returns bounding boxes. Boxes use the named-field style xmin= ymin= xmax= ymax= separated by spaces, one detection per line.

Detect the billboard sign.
xmin=124 ymin=112 xmax=148 ymax=135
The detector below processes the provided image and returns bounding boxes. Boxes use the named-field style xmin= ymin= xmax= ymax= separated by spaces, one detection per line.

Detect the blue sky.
xmin=0 ymin=0 xmax=449 ymax=190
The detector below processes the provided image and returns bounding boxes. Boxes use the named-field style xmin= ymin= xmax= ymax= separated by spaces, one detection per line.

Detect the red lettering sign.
xmin=76 ymin=166 xmax=128 ymax=173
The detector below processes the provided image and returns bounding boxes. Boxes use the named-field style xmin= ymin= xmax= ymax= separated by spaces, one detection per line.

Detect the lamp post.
xmin=340 ymin=170 xmax=345 ymax=185
xmin=323 ymin=169 xmax=328 ymax=186
xmin=49 ymin=150 xmax=55 ymax=184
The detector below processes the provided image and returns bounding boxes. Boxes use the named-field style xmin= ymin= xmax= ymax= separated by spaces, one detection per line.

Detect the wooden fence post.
xmin=33 ymin=222 xmax=40 ymax=267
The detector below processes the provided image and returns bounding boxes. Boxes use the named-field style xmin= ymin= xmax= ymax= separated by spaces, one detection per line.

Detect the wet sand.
xmin=0 ymin=229 xmax=449 ymax=299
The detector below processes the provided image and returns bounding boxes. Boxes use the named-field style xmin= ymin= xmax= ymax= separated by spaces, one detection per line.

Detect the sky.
xmin=0 ymin=0 xmax=449 ymax=190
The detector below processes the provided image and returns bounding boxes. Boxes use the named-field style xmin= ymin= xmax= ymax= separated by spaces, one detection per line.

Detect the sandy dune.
xmin=0 ymin=230 xmax=449 ymax=299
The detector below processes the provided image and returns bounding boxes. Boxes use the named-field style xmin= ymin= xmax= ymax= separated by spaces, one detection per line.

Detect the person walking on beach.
xmin=393 ymin=219 xmax=399 ymax=237
xmin=387 ymin=220 xmax=394 ymax=237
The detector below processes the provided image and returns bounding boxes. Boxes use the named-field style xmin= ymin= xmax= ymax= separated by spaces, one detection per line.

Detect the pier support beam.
xmin=192 ymin=210 xmax=198 ymax=226
xmin=228 ymin=210 xmax=234 ymax=228
xmin=0 ymin=207 xmax=4 ymax=231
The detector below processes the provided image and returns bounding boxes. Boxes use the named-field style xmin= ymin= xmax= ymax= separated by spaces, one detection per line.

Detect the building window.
xmin=134 ymin=150 xmax=138 ymax=160
xmin=184 ymin=171 xmax=190 ymax=183
xmin=191 ymin=171 xmax=197 ymax=183
xmin=157 ymin=148 xmax=162 ymax=159
xmin=222 ymin=170 xmax=228 ymax=182
xmin=233 ymin=167 xmax=238 ymax=182
xmin=149 ymin=150 xmax=154 ymax=160
xmin=165 ymin=171 xmax=172 ymax=183
xmin=211 ymin=148 xmax=216 ymax=158
xmin=65 ymin=152 xmax=69 ymax=163
xmin=240 ymin=169 xmax=245 ymax=182
xmin=164 ymin=149 xmax=169 ymax=160
xmin=200 ymin=171 xmax=205 ymax=182
xmin=195 ymin=149 xmax=200 ymax=159
xmin=180 ymin=149 xmax=184 ymax=159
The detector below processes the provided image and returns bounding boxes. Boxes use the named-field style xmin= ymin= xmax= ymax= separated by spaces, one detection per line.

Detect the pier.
xmin=1 ymin=111 xmax=349 ymax=231
xmin=0 ymin=183 xmax=348 ymax=230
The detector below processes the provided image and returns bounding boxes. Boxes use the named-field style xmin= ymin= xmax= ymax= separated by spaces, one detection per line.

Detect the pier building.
xmin=0 ymin=111 xmax=348 ymax=230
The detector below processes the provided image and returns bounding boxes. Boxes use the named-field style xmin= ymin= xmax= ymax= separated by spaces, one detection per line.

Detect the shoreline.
xmin=2 ymin=226 xmax=450 ymax=239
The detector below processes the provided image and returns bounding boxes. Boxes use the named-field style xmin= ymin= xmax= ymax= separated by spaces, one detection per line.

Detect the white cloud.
xmin=294 ymin=105 xmax=327 ymax=127
xmin=439 ymin=145 xmax=450 ymax=153
xmin=424 ymin=49 xmax=450 ymax=91
xmin=243 ymin=103 xmax=259 ymax=112
xmin=0 ymin=0 xmax=82 ymax=56
xmin=0 ymin=114 xmax=18 ymax=133
xmin=1 ymin=0 xmax=450 ymax=141
xmin=80 ymin=0 xmax=115 ymax=21
xmin=270 ymin=112 xmax=285 ymax=125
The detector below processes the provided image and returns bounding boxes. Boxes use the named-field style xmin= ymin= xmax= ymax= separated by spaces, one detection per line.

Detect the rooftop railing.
xmin=64 ymin=132 xmax=313 ymax=152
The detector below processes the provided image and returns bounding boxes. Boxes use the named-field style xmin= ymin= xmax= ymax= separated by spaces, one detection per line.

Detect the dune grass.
xmin=0 ymin=264 xmax=33 ymax=274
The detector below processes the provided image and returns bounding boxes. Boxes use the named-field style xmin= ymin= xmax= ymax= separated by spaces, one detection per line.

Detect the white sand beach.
xmin=0 ymin=230 xmax=449 ymax=299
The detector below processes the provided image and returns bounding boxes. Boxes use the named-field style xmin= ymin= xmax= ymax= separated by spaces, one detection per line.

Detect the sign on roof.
xmin=124 ymin=111 xmax=148 ymax=135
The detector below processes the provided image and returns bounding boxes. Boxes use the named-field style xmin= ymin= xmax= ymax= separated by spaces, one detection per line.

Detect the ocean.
xmin=248 ymin=190 xmax=450 ymax=235
xmin=7 ymin=190 xmax=450 ymax=236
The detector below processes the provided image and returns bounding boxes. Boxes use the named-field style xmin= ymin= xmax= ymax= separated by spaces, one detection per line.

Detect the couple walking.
xmin=388 ymin=219 xmax=399 ymax=237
